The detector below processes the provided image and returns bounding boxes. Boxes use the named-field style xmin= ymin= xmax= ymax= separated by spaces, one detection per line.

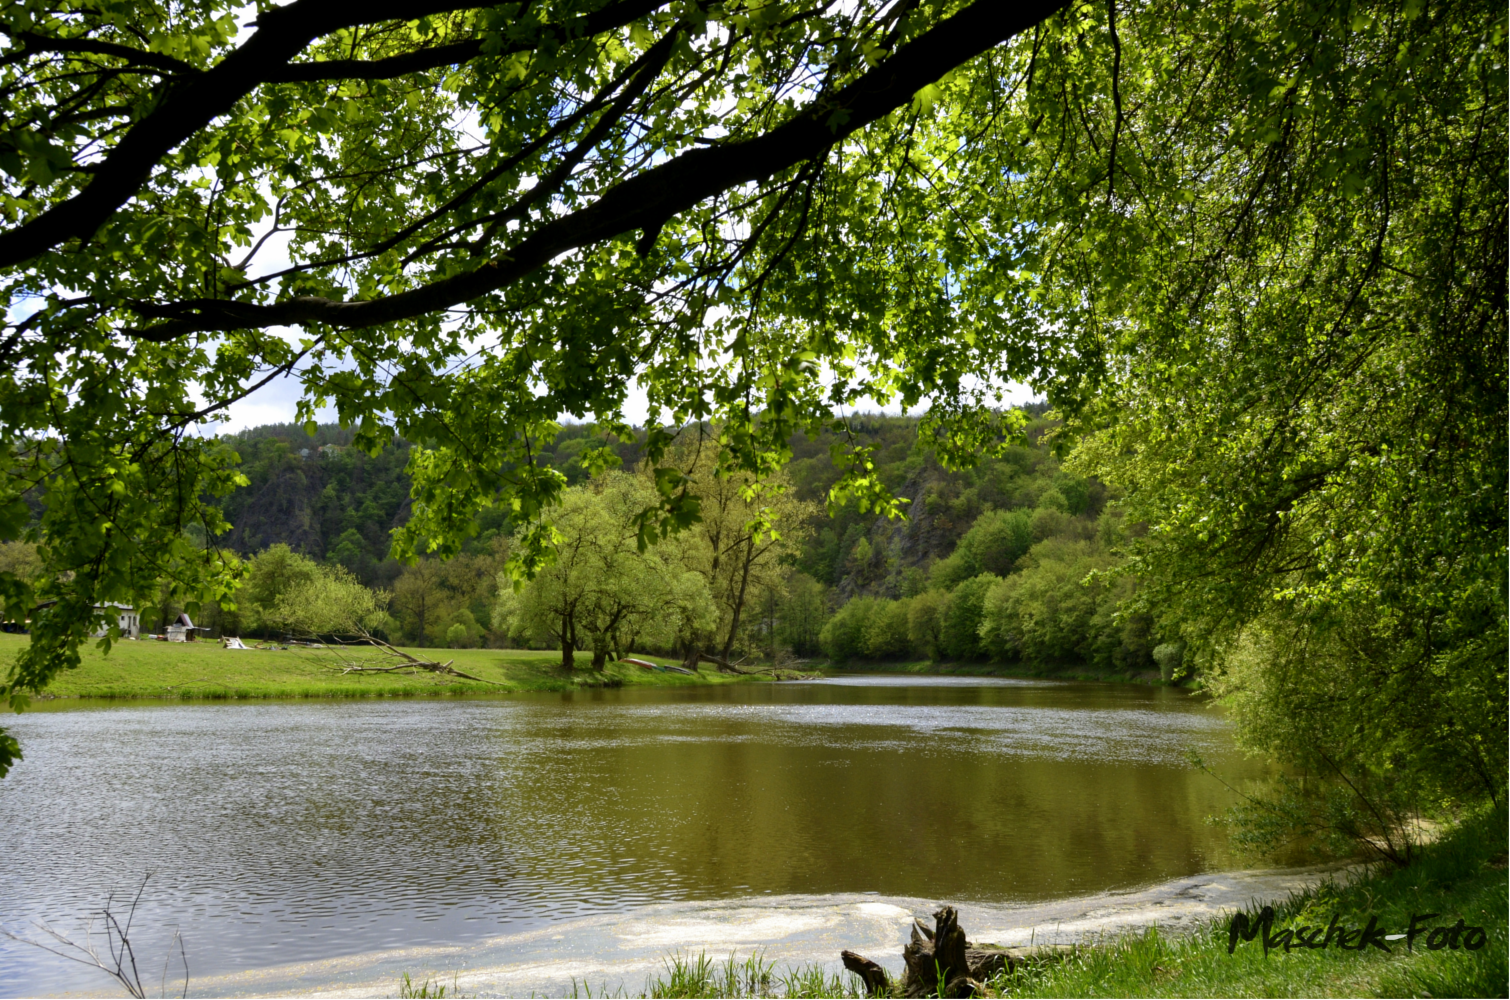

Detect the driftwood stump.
xmin=843 ymin=906 xmax=1018 ymax=999
xmin=840 ymin=950 xmax=890 ymax=996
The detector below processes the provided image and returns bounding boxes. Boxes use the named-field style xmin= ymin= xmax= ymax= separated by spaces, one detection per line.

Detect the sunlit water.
xmin=0 ymin=676 xmax=1269 ymax=996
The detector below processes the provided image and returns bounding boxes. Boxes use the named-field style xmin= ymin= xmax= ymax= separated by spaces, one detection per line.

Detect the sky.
xmin=206 ymin=364 xmax=1042 ymax=435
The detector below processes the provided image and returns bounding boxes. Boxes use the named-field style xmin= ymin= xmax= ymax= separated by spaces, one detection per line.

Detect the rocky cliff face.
xmin=217 ymin=433 xmax=415 ymax=578
xmin=833 ymin=463 xmax=969 ymax=602
xmin=224 ymin=463 xmax=327 ymax=557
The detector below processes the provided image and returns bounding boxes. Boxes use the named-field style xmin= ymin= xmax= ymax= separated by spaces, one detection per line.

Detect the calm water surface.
xmin=0 ymin=677 xmax=1264 ymax=994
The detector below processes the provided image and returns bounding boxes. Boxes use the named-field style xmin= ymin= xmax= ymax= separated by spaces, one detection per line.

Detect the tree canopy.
xmin=492 ymin=471 xmax=715 ymax=667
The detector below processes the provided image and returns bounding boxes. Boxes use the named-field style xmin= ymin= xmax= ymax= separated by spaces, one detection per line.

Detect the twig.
xmin=1 ymin=875 xmax=188 ymax=999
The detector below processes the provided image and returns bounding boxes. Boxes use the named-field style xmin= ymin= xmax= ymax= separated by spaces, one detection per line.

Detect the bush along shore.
xmin=620 ymin=808 xmax=1506 ymax=999
xmin=0 ymin=633 xmax=781 ymax=702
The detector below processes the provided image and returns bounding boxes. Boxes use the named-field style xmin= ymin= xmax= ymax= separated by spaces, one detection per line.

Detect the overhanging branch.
xmin=0 ymin=27 xmax=202 ymax=76
xmin=0 ymin=0 xmax=671 ymax=268
xmin=124 ymin=0 xmax=1072 ymax=340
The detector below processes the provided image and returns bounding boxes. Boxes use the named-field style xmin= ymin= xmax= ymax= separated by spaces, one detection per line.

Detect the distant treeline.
xmin=190 ymin=408 xmax=1165 ymax=673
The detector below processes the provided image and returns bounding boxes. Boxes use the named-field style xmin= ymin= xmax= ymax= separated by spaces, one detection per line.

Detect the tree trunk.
xmin=845 ymin=909 xmax=1048 ymax=1000
xmin=721 ymin=536 xmax=755 ymax=662
xmin=591 ymin=643 xmax=608 ymax=670
xmin=559 ymin=607 xmax=579 ymax=670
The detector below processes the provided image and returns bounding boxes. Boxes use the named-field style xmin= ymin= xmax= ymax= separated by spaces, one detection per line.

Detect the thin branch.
xmin=1 ymin=26 xmax=201 ymax=75
xmin=1105 ymin=0 xmax=1123 ymax=199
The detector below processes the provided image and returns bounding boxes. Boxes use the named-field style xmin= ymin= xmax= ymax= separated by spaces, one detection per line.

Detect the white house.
xmin=102 ymin=603 xmax=140 ymax=639
xmin=30 ymin=600 xmax=140 ymax=638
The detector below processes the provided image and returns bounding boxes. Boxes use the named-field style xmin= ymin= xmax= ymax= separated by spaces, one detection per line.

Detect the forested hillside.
xmin=206 ymin=408 xmax=1159 ymax=675
xmin=219 ymin=421 xmax=643 ymax=588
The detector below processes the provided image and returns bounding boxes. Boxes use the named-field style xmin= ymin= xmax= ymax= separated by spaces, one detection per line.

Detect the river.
xmin=0 ymin=676 xmax=1276 ymax=997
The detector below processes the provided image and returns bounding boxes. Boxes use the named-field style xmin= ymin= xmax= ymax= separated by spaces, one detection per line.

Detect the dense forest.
xmin=194 ymin=408 xmax=1162 ymax=675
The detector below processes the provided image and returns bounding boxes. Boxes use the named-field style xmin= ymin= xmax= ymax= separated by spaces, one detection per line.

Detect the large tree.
xmin=493 ymin=472 xmax=713 ymax=667
xmin=1030 ymin=0 xmax=1507 ymax=828
xmin=663 ymin=437 xmax=817 ymax=668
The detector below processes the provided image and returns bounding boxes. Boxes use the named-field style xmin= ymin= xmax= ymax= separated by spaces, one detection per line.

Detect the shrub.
xmin=937 ymin=573 xmax=997 ymax=661
xmin=862 ymin=599 xmax=913 ymax=659
xmin=819 ymin=597 xmax=876 ymax=661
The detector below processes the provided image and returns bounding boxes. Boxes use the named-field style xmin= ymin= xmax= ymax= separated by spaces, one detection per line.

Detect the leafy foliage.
xmin=0 ymin=725 xmax=19 ymax=778
xmin=274 ymin=563 xmax=391 ymax=638
xmin=0 ymin=0 xmax=1074 ymax=723
xmin=494 ymin=471 xmax=716 ymax=668
xmin=1042 ymin=0 xmax=1508 ymax=810
xmin=0 ymin=0 xmax=1498 ymax=841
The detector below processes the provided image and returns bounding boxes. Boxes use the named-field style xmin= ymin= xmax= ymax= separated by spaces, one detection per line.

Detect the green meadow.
xmin=0 ymin=632 xmax=749 ymax=701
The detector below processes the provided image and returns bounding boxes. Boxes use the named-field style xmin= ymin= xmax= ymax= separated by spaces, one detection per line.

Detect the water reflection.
xmin=0 ymin=677 xmax=1264 ymax=994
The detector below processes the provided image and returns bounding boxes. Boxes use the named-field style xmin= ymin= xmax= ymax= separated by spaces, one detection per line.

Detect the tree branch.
xmin=1 ymin=27 xmax=201 ymax=76
xmin=262 ymin=0 xmax=667 ymax=82
xmin=1105 ymin=0 xmax=1123 ymax=199
xmin=0 ymin=0 xmax=671 ymax=267
xmin=123 ymin=0 xmax=1073 ymax=340
xmin=379 ymin=17 xmax=681 ymax=257
xmin=263 ymin=38 xmax=485 ymax=82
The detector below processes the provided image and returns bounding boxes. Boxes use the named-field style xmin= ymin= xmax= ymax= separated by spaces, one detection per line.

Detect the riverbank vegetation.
xmin=989 ymin=807 xmax=1508 ymax=999
xmin=5 ymin=411 xmax=1162 ymax=678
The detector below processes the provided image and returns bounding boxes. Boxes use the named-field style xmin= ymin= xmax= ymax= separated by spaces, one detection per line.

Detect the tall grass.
xmin=561 ymin=952 xmax=866 ymax=999
xmin=397 ymin=971 xmax=466 ymax=998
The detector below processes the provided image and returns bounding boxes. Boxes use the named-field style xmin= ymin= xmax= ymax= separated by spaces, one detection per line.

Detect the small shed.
xmin=165 ymin=612 xmax=210 ymax=642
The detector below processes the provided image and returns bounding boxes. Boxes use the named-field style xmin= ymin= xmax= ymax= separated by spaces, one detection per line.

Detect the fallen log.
xmin=620 ymin=657 xmax=697 ymax=675
xmin=697 ymin=653 xmax=804 ymax=676
xmin=335 ymin=657 xmax=493 ymax=682
xmin=322 ymin=630 xmax=499 ymax=683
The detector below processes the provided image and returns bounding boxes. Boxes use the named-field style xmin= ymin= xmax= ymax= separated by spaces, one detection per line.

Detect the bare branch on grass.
xmin=305 ymin=627 xmax=500 ymax=684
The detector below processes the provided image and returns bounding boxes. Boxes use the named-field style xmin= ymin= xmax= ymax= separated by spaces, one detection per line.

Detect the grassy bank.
xmin=988 ymin=806 xmax=1508 ymax=998
xmin=0 ymin=632 xmax=751 ymax=701
xmin=820 ymin=658 xmax=1178 ymax=686
xmin=626 ymin=808 xmax=1507 ymax=999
